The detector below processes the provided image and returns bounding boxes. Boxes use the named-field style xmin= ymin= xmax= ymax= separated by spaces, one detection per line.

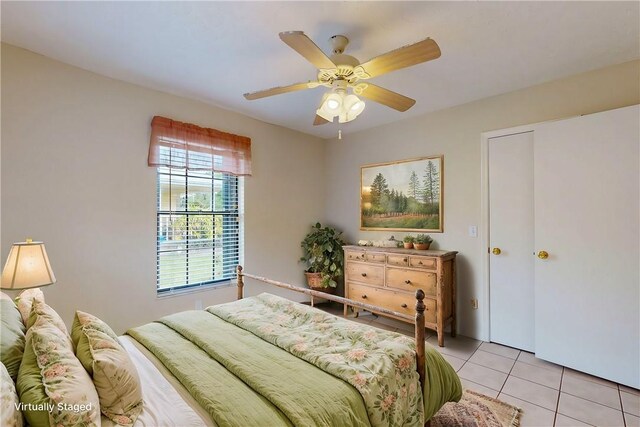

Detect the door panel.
xmin=489 ymin=132 xmax=535 ymax=352
xmin=534 ymin=105 xmax=639 ymax=388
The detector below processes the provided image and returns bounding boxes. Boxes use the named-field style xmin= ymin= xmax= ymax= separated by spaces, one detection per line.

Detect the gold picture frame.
xmin=360 ymin=156 xmax=443 ymax=232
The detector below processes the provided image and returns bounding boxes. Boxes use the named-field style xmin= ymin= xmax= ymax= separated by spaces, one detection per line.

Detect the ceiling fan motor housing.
xmin=329 ymin=35 xmax=349 ymax=54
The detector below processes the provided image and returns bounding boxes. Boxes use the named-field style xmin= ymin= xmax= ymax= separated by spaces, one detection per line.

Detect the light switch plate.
xmin=468 ymin=225 xmax=478 ymax=238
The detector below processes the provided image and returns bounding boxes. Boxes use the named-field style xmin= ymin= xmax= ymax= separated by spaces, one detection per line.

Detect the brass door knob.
xmin=492 ymin=247 xmax=502 ymax=255
xmin=537 ymin=251 xmax=549 ymax=260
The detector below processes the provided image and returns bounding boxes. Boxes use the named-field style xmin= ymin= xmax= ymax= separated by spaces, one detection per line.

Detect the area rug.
xmin=431 ymin=389 xmax=522 ymax=427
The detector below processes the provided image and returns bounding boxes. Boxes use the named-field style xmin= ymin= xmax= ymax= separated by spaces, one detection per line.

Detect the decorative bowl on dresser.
xmin=342 ymin=245 xmax=458 ymax=347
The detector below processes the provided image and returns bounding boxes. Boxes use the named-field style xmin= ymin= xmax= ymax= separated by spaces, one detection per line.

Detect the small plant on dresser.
xmin=300 ymin=223 xmax=346 ymax=291
xmin=403 ymin=235 xmax=415 ymax=249
xmin=414 ymin=234 xmax=433 ymax=250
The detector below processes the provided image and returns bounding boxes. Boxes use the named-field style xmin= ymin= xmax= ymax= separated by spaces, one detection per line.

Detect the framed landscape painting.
xmin=360 ymin=156 xmax=443 ymax=232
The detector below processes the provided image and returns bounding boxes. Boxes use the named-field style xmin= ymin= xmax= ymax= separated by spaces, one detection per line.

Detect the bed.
xmin=4 ymin=268 xmax=461 ymax=426
xmin=116 ymin=266 xmax=462 ymax=427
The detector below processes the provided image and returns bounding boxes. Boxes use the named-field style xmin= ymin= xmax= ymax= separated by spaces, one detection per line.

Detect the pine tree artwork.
xmin=360 ymin=156 xmax=443 ymax=231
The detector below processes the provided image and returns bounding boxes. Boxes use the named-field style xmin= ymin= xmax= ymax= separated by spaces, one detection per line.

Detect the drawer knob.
xmin=401 ymin=303 xmax=408 ymax=308
xmin=403 ymin=258 xmax=407 ymax=262
xmin=361 ymin=294 xmax=367 ymax=299
xmin=361 ymin=273 xmax=367 ymax=277
xmin=404 ymin=279 xmax=411 ymax=284
xmin=418 ymin=261 xmax=423 ymax=265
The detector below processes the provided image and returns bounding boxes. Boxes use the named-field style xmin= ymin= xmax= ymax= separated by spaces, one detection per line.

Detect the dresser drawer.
xmin=387 ymin=254 xmax=409 ymax=267
xmin=345 ymin=251 xmax=366 ymax=262
xmin=365 ymin=252 xmax=386 ymax=263
xmin=348 ymin=282 xmax=436 ymax=323
xmin=386 ymin=268 xmax=437 ymax=296
xmin=345 ymin=263 xmax=384 ymax=286
xmin=409 ymin=255 xmax=437 ymax=270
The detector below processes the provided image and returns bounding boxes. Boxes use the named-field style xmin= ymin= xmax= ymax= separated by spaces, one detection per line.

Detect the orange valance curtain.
xmin=148 ymin=116 xmax=252 ymax=176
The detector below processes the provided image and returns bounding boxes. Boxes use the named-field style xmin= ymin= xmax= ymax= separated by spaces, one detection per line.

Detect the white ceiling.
xmin=2 ymin=1 xmax=638 ymax=139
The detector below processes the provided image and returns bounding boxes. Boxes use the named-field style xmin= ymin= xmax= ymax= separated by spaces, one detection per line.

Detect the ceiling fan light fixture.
xmin=326 ymin=99 xmax=340 ymax=110
xmin=323 ymin=92 xmax=343 ymax=111
xmin=340 ymin=94 xmax=366 ymax=123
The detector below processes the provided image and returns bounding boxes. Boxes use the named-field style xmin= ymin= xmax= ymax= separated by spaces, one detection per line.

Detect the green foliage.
xmin=300 ymin=223 xmax=346 ymax=288
xmin=370 ymin=173 xmax=389 ymax=208
xmin=408 ymin=171 xmax=420 ymax=199
xmin=422 ymin=160 xmax=440 ymax=205
xmin=403 ymin=235 xmax=415 ymax=243
xmin=415 ymin=234 xmax=433 ymax=244
xmin=172 ymin=194 xmax=218 ymax=242
xmin=362 ymin=165 xmax=440 ymax=225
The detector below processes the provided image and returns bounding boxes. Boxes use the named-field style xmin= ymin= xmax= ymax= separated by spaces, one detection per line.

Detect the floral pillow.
xmin=17 ymin=315 xmax=100 ymax=427
xmin=1 ymin=362 xmax=23 ymax=427
xmin=15 ymin=288 xmax=44 ymax=326
xmin=27 ymin=299 xmax=71 ymax=343
xmin=73 ymin=311 xmax=143 ymax=426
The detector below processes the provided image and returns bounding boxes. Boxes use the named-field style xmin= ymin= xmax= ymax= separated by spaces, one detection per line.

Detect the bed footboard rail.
xmin=236 ymin=265 xmax=426 ymax=390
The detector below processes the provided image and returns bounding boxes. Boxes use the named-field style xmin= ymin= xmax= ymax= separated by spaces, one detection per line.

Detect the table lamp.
xmin=1 ymin=239 xmax=56 ymax=290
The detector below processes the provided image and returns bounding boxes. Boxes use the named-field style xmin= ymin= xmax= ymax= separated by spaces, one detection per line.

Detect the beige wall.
xmin=324 ymin=60 xmax=640 ymax=339
xmin=3 ymin=42 xmax=639 ymax=340
xmin=1 ymin=44 xmax=325 ymax=333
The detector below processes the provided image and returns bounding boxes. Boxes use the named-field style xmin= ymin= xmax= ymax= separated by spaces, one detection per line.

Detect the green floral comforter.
xmin=208 ymin=293 xmax=460 ymax=426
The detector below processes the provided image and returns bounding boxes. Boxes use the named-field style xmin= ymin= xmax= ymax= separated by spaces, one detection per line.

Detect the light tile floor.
xmin=318 ymin=303 xmax=640 ymax=427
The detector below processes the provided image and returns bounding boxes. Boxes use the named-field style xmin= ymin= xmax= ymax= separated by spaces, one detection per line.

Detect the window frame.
xmin=156 ymin=166 xmax=241 ymax=295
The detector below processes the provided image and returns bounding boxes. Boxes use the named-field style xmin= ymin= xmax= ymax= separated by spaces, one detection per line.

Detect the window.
xmin=156 ymin=165 xmax=241 ymax=294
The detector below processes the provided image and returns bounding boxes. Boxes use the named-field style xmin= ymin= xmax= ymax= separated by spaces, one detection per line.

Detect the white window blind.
xmin=156 ymin=157 xmax=242 ymax=294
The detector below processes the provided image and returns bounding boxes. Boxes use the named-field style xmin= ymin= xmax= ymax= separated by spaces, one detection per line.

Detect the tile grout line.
xmin=497 ymin=349 xmax=519 ymax=396
xmin=559 ymin=389 xmax=626 ymax=412
xmin=515 ymin=356 xmax=563 ymax=374
xmin=454 ymin=340 xmax=483 ymax=388
xmin=618 ymin=384 xmax=627 ymax=427
xmin=552 ymin=367 xmax=564 ymax=427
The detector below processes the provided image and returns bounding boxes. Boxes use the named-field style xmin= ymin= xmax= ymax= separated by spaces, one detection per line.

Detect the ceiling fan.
xmin=243 ymin=31 xmax=441 ymax=125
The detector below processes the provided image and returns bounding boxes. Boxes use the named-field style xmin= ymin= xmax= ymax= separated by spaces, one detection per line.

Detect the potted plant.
xmin=414 ymin=234 xmax=433 ymax=250
xmin=300 ymin=223 xmax=346 ymax=293
xmin=403 ymin=235 xmax=415 ymax=249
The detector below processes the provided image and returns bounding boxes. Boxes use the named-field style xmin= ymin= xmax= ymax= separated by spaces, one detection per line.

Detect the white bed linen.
xmin=101 ymin=336 xmax=215 ymax=427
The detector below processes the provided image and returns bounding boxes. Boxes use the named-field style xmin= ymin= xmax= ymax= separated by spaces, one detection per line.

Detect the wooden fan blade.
xmin=314 ymin=114 xmax=330 ymax=126
xmin=244 ymin=82 xmax=312 ymax=100
xmin=358 ymin=83 xmax=416 ymax=112
xmin=357 ymin=38 xmax=440 ymax=79
xmin=279 ymin=31 xmax=336 ymax=70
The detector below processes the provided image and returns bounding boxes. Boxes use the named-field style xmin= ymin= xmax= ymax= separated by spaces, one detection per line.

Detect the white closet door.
xmin=489 ymin=132 xmax=535 ymax=352
xmin=534 ymin=105 xmax=639 ymax=388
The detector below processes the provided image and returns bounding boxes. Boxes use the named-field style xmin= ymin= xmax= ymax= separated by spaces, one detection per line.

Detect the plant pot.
xmin=305 ymin=272 xmax=336 ymax=294
xmin=305 ymin=272 xmax=323 ymax=288
xmin=403 ymin=242 xmax=414 ymax=249
xmin=414 ymin=243 xmax=431 ymax=250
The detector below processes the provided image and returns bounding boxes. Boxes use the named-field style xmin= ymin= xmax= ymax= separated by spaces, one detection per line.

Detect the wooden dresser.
xmin=343 ymin=245 xmax=458 ymax=347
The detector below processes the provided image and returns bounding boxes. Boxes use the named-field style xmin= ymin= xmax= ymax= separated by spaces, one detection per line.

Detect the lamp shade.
xmin=1 ymin=240 xmax=56 ymax=290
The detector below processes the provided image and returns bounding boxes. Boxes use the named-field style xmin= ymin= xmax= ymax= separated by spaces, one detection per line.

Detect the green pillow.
xmin=16 ymin=329 xmax=50 ymax=427
xmin=17 ymin=316 xmax=101 ymax=427
xmin=0 ymin=296 xmax=26 ymax=380
xmin=73 ymin=311 xmax=143 ymax=425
